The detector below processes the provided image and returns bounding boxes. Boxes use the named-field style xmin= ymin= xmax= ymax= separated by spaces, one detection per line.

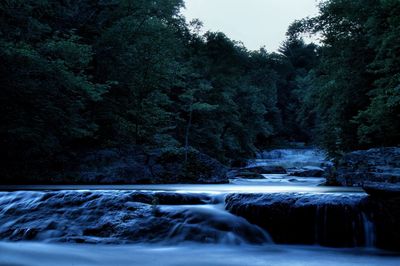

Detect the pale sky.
xmin=183 ymin=0 xmax=319 ymax=52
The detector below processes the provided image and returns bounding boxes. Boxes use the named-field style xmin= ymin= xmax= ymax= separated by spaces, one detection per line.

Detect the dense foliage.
xmin=0 ymin=0 xmax=312 ymax=180
xmin=1 ymin=0 xmax=399 ymax=181
xmin=291 ymin=0 xmax=400 ymax=156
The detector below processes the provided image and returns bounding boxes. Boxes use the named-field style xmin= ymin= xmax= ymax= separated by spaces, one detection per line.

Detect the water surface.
xmin=0 ymin=149 xmax=397 ymax=266
xmin=1 ymin=242 xmax=399 ymax=266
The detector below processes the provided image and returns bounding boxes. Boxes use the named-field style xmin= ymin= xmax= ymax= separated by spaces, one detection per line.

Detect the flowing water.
xmin=0 ymin=149 xmax=398 ymax=266
xmin=1 ymin=242 xmax=399 ymax=266
xmin=250 ymin=148 xmax=332 ymax=168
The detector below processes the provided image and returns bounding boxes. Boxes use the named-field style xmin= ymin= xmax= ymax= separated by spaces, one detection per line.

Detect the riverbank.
xmin=2 ymin=147 xmax=229 ymax=185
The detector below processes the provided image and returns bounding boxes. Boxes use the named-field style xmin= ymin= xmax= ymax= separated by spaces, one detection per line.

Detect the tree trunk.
xmin=184 ymin=99 xmax=194 ymax=165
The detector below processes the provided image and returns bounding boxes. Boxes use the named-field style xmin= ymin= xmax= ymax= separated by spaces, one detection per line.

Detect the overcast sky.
xmin=183 ymin=0 xmax=319 ymax=52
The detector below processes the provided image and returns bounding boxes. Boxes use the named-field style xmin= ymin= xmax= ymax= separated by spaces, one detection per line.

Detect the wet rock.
xmin=149 ymin=149 xmax=228 ymax=184
xmin=226 ymin=193 xmax=370 ymax=247
xmin=333 ymin=147 xmax=400 ymax=186
xmin=243 ymin=166 xmax=287 ymax=174
xmin=289 ymin=167 xmax=325 ymax=177
xmin=2 ymin=147 xmax=229 ymax=185
xmin=226 ymin=170 xmax=265 ymax=179
xmin=225 ymin=192 xmax=400 ymax=251
xmin=230 ymin=159 xmax=248 ymax=168
xmin=362 ymin=182 xmax=400 ymax=199
xmin=56 ymin=147 xmax=229 ymax=184
xmin=0 ymin=191 xmax=268 ymax=245
xmin=152 ymin=193 xmax=212 ymax=205
xmin=364 ymin=196 xmax=400 ymax=251
xmin=227 ymin=165 xmax=287 ymax=179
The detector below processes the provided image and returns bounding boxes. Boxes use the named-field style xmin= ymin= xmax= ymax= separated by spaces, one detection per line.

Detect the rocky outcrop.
xmin=244 ymin=166 xmax=287 ymax=174
xmin=288 ymin=166 xmax=325 ymax=177
xmin=363 ymin=182 xmax=400 ymax=198
xmin=361 ymin=195 xmax=400 ymax=251
xmin=225 ymin=192 xmax=400 ymax=251
xmin=227 ymin=166 xmax=287 ymax=179
xmin=225 ymin=193 xmax=370 ymax=247
xmin=55 ymin=147 xmax=229 ymax=184
xmin=332 ymin=147 xmax=400 ymax=186
xmin=227 ymin=165 xmax=287 ymax=179
xmin=149 ymin=148 xmax=228 ymax=184
xmin=226 ymin=170 xmax=265 ymax=179
xmin=0 ymin=191 xmax=268 ymax=245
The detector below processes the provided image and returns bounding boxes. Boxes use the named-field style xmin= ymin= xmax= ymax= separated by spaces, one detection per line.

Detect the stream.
xmin=0 ymin=149 xmax=399 ymax=266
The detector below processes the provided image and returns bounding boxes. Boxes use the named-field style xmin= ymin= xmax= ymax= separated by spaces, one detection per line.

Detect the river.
xmin=0 ymin=149 xmax=399 ymax=266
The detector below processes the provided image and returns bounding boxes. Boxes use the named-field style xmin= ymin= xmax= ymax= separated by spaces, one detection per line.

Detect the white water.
xmin=361 ymin=212 xmax=376 ymax=247
xmin=0 ymin=183 xmax=363 ymax=193
xmin=250 ymin=148 xmax=332 ymax=169
xmin=0 ymin=148 xmax=398 ymax=265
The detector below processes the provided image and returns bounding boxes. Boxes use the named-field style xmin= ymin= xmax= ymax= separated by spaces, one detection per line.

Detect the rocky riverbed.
xmin=1 ymin=188 xmax=399 ymax=251
xmin=1 ymin=148 xmax=400 ymax=266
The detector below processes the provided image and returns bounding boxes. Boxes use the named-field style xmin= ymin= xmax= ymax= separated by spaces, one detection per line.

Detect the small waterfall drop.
xmin=0 ymin=191 xmax=272 ymax=245
xmin=361 ymin=212 xmax=376 ymax=248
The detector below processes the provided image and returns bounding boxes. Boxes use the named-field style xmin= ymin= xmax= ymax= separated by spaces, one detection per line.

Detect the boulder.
xmin=289 ymin=166 xmax=325 ymax=177
xmin=226 ymin=170 xmax=265 ymax=179
xmin=243 ymin=166 xmax=287 ymax=174
xmin=225 ymin=192 xmax=400 ymax=251
xmin=227 ymin=165 xmax=287 ymax=179
xmin=76 ymin=147 xmax=152 ymax=184
xmin=333 ymin=147 xmax=400 ymax=186
xmin=57 ymin=147 xmax=229 ymax=184
xmin=362 ymin=182 xmax=400 ymax=199
xmin=149 ymin=148 xmax=228 ymax=184
xmin=225 ymin=193 xmax=369 ymax=247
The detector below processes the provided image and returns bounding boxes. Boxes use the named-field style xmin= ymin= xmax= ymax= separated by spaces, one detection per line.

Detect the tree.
xmin=275 ymin=37 xmax=319 ymax=143
xmin=0 ymin=0 xmax=107 ymax=179
xmin=92 ymin=0 xmax=185 ymax=147
xmin=354 ymin=0 xmax=400 ymax=146
xmin=288 ymin=0 xmax=399 ymax=155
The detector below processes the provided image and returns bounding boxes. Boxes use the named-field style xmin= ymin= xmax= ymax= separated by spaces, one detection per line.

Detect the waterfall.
xmin=361 ymin=212 xmax=376 ymax=248
xmin=226 ymin=193 xmax=381 ymax=248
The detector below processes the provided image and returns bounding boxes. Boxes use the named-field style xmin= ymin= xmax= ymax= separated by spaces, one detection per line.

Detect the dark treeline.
xmin=291 ymin=0 xmax=400 ymax=156
xmin=1 ymin=0 xmax=399 ymax=181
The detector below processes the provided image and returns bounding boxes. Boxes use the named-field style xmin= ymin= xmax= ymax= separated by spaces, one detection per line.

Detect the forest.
xmin=1 ymin=0 xmax=399 ymax=182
